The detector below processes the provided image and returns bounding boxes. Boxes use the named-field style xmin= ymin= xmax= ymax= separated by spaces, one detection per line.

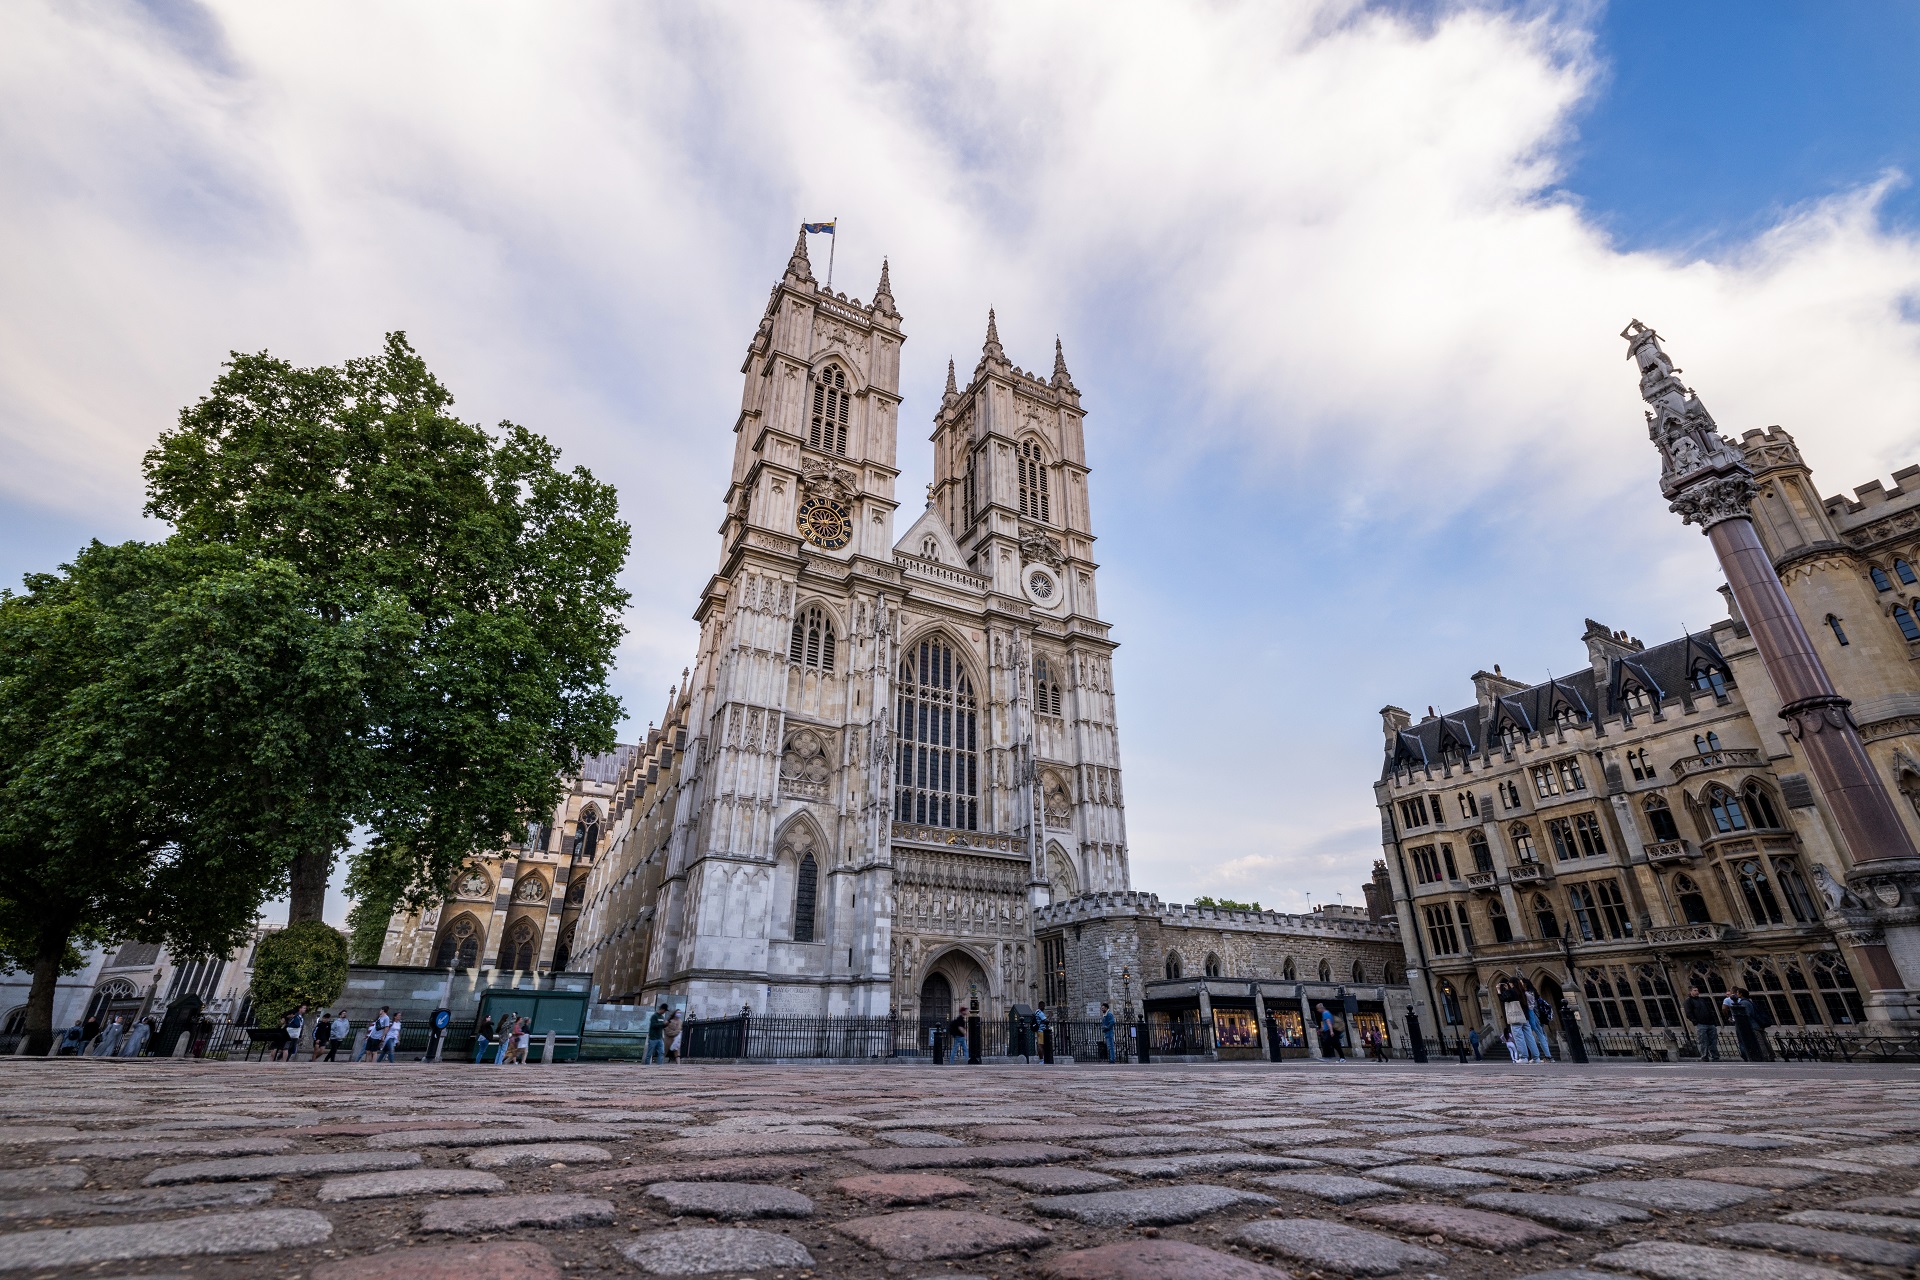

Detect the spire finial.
xmin=944 ymin=357 xmax=958 ymax=399
xmin=1051 ymin=335 xmax=1075 ymax=392
xmin=983 ymin=308 xmax=1004 ymax=361
xmin=786 ymin=226 xmax=814 ymax=283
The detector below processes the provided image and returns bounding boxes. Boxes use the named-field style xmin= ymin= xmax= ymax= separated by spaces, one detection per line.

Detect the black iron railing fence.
xmin=667 ymin=1013 xmax=1136 ymax=1062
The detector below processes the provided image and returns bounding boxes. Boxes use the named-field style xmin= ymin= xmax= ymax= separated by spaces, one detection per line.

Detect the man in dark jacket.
xmin=1684 ymin=985 xmax=1720 ymax=1061
xmin=947 ymin=1012 xmax=969 ymax=1064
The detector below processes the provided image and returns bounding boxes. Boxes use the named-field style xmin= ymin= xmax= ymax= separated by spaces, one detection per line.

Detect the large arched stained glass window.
xmin=809 ymin=364 xmax=850 ymax=455
xmin=895 ymin=637 xmax=979 ymax=830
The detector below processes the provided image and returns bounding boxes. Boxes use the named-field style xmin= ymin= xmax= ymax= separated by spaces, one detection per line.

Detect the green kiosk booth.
xmin=475 ymin=988 xmax=589 ymax=1063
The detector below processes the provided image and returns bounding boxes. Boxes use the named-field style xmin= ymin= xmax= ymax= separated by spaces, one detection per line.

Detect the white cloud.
xmin=4 ymin=0 xmax=1919 ymax=909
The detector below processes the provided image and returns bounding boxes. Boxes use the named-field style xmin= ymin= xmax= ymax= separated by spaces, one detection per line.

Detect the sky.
xmin=4 ymin=1 xmax=1920 ymax=925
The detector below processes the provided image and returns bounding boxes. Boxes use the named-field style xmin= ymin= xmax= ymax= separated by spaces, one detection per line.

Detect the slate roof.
xmin=578 ymin=744 xmax=639 ymax=785
xmin=1384 ymin=630 xmax=1731 ymax=775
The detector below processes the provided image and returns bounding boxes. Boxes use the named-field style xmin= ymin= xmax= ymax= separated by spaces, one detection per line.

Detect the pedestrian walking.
xmin=1313 ymin=1003 xmax=1344 ymax=1060
xmin=1684 ymin=985 xmax=1721 ymax=1060
xmin=513 ymin=1018 xmax=530 ymax=1064
xmin=286 ymin=1004 xmax=307 ymax=1061
xmin=310 ymin=1010 xmax=330 ymax=1061
xmin=665 ymin=1010 xmax=683 ymax=1063
xmin=326 ymin=1012 xmax=349 ymax=1062
xmin=377 ymin=1015 xmax=401 ymax=1062
xmin=644 ymin=1004 xmax=669 ymax=1065
xmin=362 ymin=1008 xmax=391 ymax=1064
xmin=1724 ymin=988 xmax=1767 ymax=1062
xmin=1468 ymin=1027 xmax=1482 ymax=1060
xmin=1498 ymin=980 xmax=1538 ymax=1062
xmin=473 ymin=1014 xmax=494 ymax=1064
xmin=1100 ymin=1002 xmax=1116 ymax=1063
xmin=120 ymin=1017 xmax=153 ymax=1057
xmin=1521 ymin=981 xmax=1555 ymax=1061
xmin=947 ymin=1011 xmax=969 ymax=1064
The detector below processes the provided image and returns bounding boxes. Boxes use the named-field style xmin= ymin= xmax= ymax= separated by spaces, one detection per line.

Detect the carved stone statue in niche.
xmin=781 ymin=728 xmax=832 ymax=798
xmin=1042 ymin=772 xmax=1073 ymax=828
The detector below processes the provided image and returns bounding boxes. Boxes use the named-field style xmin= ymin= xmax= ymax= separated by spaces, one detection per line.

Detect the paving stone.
xmin=1040 ymin=1239 xmax=1292 ymax=1279
xmin=0 ymin=1208 xmax=331 ymax=1271
xmin=847 ymin=1142 xmax=1082 ymax=1170
xmin=419 ymin=1193 xmax=614 ymax=1233
xmin=1377 ymin=1133 xmax=1519 ymax=1156
xmin=1584 ymin=1143 xmax=1710 ymax=1161
xmin=620 ymin=1227 xmax=815 ymax=1275
xmin=1516 ymin=1127 xmax=1622 ymax=1143
xmin=1371 ymin=1163 xmax=1508 ymax=1190
xmin=1248 ymin=1128 xmax=1364 ymax=1146
xmin=1083 ymin=1134 xmax=1244 ymax=1156
xmin=368 ymin=1124 xmax=627 ymax=1149
xmin=0 ymin=1184 xmax=275 ymax=1221
xmin=317 ymin=1169 xmax=506 ymax=1201
xmin=834 ymin=1208 xmax=1051 ymax=1261
xmin=1708 ymin=1221 xmax=1920 ymax=1268
xmin=653 ymin=1131 xmax=867 ymax=1157
xmin=1524 ymin=1150 xmax=1640 ymax=1172
xmin=973 ymin=1122 xmax=1124 ymax=1141
xmin=1204 ymin=1117 xmax=1332 ymax=1131
xmin=1837 ymin=1195 xmax=1920 ymax=1217
xmin=58 ymin=1136 xmax=295 ymax=1159
xmin=977 ymin=1166 xmax=1122 ymax=1192
xmin=0 ymin=1165 xmax=87 ymax=1192
xmin=1090 ymin=1153 xmax=1320 ymax=1177
xmin=1829 ymin=1142 xmax=1920 ymax=1167
xmin=1352 ymin=1202 xmax=1564 ymax=1248
xmin=578 ymin=1155 xmax=821 ymax=1184
xmin=645 ymin=1181 xmax=814 ymax=1220
xmin=1251 ymin=1173 xmax=1398 ymax=1202
xmin=1234 ymin=1218 xmax=1446 ymax=1276
xmin=1281 ymin=1146 xmax=1412 ymax=1168
xmin=466 ymin=1142 xmax=611 ymax=1168
xmin=311 ymin=1241 xmax=561 ymax=1280
xmin=1512 ymin=1272 xmax=1614 ymax=1280
xmin=1589 ymin=1240 xmax=1857 ymax=1280
xmin=835 ymin=1173 xmax=977 ymax=1205
xmin=0 ymin=1126 xmax=83 ymax=1143
xmin=1687 ymin=1166 xmax=1827 ymax=1189
xmin=1464 ymin=1191 xmax=1652 ymax=1229
xmin=144 ymin=1151 xmax=422 ymax=1185
xmin=1780 ymin=1209 xmax=1920 ymax=1239
xmin=1671 ymin=1131 xmax=1794 ymax=1150
xmin=882 ymin=1130 xmax=967 ymax=1147
xmin=1448 ymin=1155 xmax=1593 ymax=1180
xmin=1575 ymin=1178 xmax=1772 ymax=1212
xmin=1031 ymin=1183 xmax=1275 ymax=1226
xmin=1772 ymin=1155 xmax=1882 ymax=1174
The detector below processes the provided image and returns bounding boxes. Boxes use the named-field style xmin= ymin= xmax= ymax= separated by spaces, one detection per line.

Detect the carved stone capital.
xmin=1779 ymin=694 xmax=1858 ymax=739
xmin=1667 ymin=474 xmax=1758 ymax=530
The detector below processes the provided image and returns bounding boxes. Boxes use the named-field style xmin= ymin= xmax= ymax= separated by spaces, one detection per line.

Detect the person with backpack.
xmin=326 ymin=1011 xmax=349 ymax=1062
xmin=473 ymin=1014 xmax=494 ymax=1064
xmin=1684 ymin=985 xmax=1721 ymax=1061
xmin=644 ymin=1005 xmax=669 ymax=1065
xmin=947 ymin=1011 xmax=969 ymax=1064
xmin=1521 ymin=980 xmax=1555 ymax=1062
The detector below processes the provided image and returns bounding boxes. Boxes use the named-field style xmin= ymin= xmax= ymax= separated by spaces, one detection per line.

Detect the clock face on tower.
xmin=796 ymin=496 xmax=853 ymax=550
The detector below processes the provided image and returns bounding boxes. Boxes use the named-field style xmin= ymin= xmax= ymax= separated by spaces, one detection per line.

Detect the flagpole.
xmin=826 ymin=217 xmax=836 ymax=292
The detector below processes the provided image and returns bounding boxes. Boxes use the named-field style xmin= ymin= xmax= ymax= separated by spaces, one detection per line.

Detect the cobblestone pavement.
xmin=3 ymin=1059 xmax=1920 ymax=1279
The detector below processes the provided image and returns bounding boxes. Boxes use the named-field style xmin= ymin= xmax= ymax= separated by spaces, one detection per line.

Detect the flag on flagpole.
xmin=802 ymin=221 xmax=836 ymax=235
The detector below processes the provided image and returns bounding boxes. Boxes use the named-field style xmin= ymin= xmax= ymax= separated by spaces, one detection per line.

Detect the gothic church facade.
xmin=568 ymin=232 xmax=1131 ymax=1018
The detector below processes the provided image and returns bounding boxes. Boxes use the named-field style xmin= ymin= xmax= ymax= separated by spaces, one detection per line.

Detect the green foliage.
xmin=143 ymin=333 xmax=632 ymax=915
xmin=1192 ymin=895 xmax=1262 ymax=912
xmin=343 ymin=839 xmax=421 ymax=965
xmin=0 ymin=540 xmax=370 ymax=1033
xmin=249 ymin=921 xmax=348 ymax=1023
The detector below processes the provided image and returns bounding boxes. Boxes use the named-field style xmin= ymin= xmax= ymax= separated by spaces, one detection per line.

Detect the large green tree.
xmin=0 ymin=541 xmax=379 ymax=1047
xmin=144 ymin=333 xmax=630 ymax=923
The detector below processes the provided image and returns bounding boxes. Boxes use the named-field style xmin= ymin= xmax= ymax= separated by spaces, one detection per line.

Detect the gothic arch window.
xmin=1017 ymin=438 xmax=1051 ymax=524
xmin=789 ymin=604 xmax=837 ymax=672
xmin=1673 ymin=874 xmax=1712 ymax=924
xmin=1895 ymin=605 xmax=1920 ymax=643
xmin=1467 ymin=829 xmax=1492 ymax=873
xmin=1644 ymin=794 xmax=1681 ymax=842
xmin=434 ymin=914 xmax=483 ymax=970
xmin=1509 ymin=823 xmax=1538 ymax=863
xmin=1621 ymin=683 xmax=1651 ymax=715
xmin=1566 ymin=882 xmax=1600 ymax=940
xmin=1317 ymin=958 xmax=1332 ymax=982
xmin=794 ymin=852 xmax=819 ymax=942
xmin=1384 ymin=961 xmax=1402 ymax=984
xmin=921 ymin=535 xmax=939 ymax=560
xmin=1775 ymin=858 xmax=1817 ymax=923
xmin=1282 ymin=956 xmax=1297 ymax=981
xmin=1554 ymin=703 xmax=1580 ymax=730
xmin=1705 ymin=785 xmax=1748 ymax=834
xmin=497 ymin=918 xmax=537 ymax=971
xmin=1737 ymin=859 xmax=1784 ymax=926
xmin=1532 ymin=893 xmax=1559 ymax=940
xmin=809 ymin=363 xmax=850 ymax=455
xmin=1744 ymin=781 xmax=1782 ymax=829
xmin=1899 ymin=558 xmax=1918 ymax=585
xmin=1691 ymin=663 xmax=1730 ymax=699
xmin=1811 ymin=951 xmax=1864 ymax=1023
xmin=1033 ymin=656 xmax=1064 ymax=717
xmin=1498 ymin=721 xmax=1521 ymax=752
xmin=963 ymin=448 xmax=978 ymax=527
xmin=1827 ymin=614 xmax=1850 ymax=646
xmin=1872 ymin=566 xmax=1894 ymax=592
xmin=1203 ymin=952 xmax=1221 ymax=979
xmin=1350 ymin=960 xmax=1365 ymax=982
xmin=1486 ymin=895 xmax=1513 ymax=942
xmin=894 ymin=636 xmax=979 ymax=831
xmin=573 ymin=806 xmax=601 ymax=859
xmin=551 ymin=921 xmax=577 ymax=973
xmin=1164 ymin=951 xmax=1182 ymax=981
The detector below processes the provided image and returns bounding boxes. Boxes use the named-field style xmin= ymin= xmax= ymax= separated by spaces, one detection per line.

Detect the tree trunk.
xmin=24 ymin=914 xmax=75 ymax=1055
xmin=287 ymin=844 xmax=333 ymax=924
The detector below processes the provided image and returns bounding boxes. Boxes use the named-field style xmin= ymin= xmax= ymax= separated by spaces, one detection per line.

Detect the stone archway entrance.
xmin=919 ymin=948 xmax=991 ymax=1024
xmin=920 ymin=974 xmax=953 ymax=1027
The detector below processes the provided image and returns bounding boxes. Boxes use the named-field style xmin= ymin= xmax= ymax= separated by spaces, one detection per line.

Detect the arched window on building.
xmin=1350 ymin=959 xmax=1365 ymax=982
xmin=1467 ymin=830 xmax=1492 ymax=873
xmin=1744 ymin=782 xmax=1782 ymax=829
xmin=1509 ymin=823 xmax=1537 ymax=863
xmin=1566 ymin=883 xmax=1601 ymax=940
xmin=1705 ymin=785 xmax=1747 ymax=833
xmin=1486 ymin=896 xmax=1513 ymax=943
xmin=894 ymin=637 xmax=980 ymax=830
xmin=809 ymin=364 xmax=850 ymax=455
xmin=1554 ymin=703 xmax=1580 ymax=730
xmin=1742 ymin=956 xmax=1795 ymax=1025
xmin=794 ymin=852 xmax=819 ymax=942
xmin=573 ymin=805 xmax=601 ymax=859
xmin=1827 ymin=614 xmax=1850 ymax=646
xmin=1282 ymin=956 xmax=1297 ymax=981
xmin=1635 ymin=964 xmax=1681 ymax=1026
xmin=1644 ymin=794 xmax=1681 ymax=843
xmin=552 ymin=921 xmax=576 ymax=973
xmin=1318 ymin=958 xmax=1333 ymax=982
xmin=497 ymin=918 xmax=537 ymax=972
xmin=1165 ymin=952 xmax=1182 ymax=981
xmin=1737 ymin=859 xmax=1784 ymax=926
xmin=962 ymin=448 xmax=977 ymax=527
xmin=1895 ymin=605 xmax=1920 ymax=643
xmin=1899 ymin=558 xmax=1918 ymax=585
xmin=1017 ymin=438 xmax=1051 ymax=523
xmin=1385 ymin=961 xmax=1403 ymax=983
xmin=1872 ymin=566 xmax=1894 ymax=592
xmin=1033 ymin=656 xmax=1064 ymax=717
xmin=1811 ymin=952 xmax=1865 ymax=1023
xmin=1621 ymin=684 xmax=1651 ymax=715
xmin=789 ymin=605 xmax=837 ymax=671
xmin=434 ymin=915 xmax=482 ymax=970
xmin=1673 ymin=874 xmax=1712 ymax=924
xmin=1691 ymin=663 xmax=1730 ymax=700
xmin=1532 ymin=893 xmax=1560 ymax=940
xmin=1775 ymin=858 xmax=1817 ymax=923
xmin=1203 ymin=952 xmax=1221 ymax=979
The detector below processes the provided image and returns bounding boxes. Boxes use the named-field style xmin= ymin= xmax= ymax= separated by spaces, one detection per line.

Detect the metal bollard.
xmin=174 ymin=1032 xmax=193 ymax=1058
